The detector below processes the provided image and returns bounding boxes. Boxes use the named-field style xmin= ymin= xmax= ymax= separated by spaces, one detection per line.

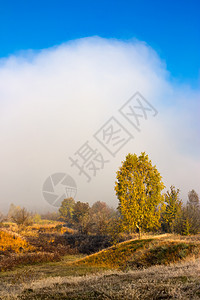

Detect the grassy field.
xmin=3 ymin=259 xmax=198 ymax=300
xmin=0 ymin=231 xmax=200 ymax=299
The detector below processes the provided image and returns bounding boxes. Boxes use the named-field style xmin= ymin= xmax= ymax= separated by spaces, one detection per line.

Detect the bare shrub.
xmin=11 ymin=207 xmax=32 ymax=226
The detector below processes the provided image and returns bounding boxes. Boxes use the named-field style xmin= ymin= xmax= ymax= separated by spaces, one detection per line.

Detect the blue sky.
xmin=0 ymin=0 xmax=199 ymax=87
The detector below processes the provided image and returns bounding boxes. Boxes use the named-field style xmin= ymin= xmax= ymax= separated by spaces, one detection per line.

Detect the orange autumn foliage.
xmin=0 ymin=230 xmax=34 ymax=254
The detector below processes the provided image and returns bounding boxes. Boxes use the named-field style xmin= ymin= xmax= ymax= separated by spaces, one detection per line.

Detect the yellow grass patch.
xmin=0 ymin=230 xmax=34 ymax=253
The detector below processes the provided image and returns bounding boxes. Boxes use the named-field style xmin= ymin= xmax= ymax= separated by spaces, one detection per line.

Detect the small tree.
xmin=32 ymin=213 xmax=42 ymax=224
xmin=90 ymin=201 xmax=114 ymax=235
xmin=161 ymin=186 xmax=182 ymax=233
xmin=182 ymin=216 xmax=192 ymax=236
xmin=7 ymin=203 xmax=21 ymax=221
xmin=183 ymin=189 xmax=200 ymax=234
xmin=72 ymin=201 xmax=90 ymax=234
xmin=11 ymin=207 xmax=32 ymax=226
xmin=188 ymin=189 xmax=199 ymax=207
xmin=59 ymin=198 xmax=75 ymax=226
xmin=107 ymin=212 xmax=123 ymax=245
xmin=115 ymin=152 xmax=165 ymax=237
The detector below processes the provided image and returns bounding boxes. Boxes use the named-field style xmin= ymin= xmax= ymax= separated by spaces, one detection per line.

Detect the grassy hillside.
xmin=74 ymin=236 xmax=200 ymax=270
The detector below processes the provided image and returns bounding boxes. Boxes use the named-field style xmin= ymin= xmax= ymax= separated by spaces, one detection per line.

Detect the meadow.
xmin=0 ymin=221 xmax=200 ymax=299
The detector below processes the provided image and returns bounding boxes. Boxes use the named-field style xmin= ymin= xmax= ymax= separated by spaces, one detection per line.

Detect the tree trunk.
xmin=138 ymin=227 xmax=142 ymax=239
xmin=136 ymin=225 xmax=142 ymax=239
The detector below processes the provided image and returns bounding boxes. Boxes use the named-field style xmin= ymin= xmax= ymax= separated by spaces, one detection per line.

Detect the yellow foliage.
xmin=0 ymin=230 xmax=34 ymax=253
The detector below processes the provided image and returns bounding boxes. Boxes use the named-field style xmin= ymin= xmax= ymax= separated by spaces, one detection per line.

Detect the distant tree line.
xmin=1 ymin=152 xmax=199 ymax=238
xmin=161 ymin=187 xmax=200 ymax=235
xmin=59 ymin=198 xmax=116 ymax=235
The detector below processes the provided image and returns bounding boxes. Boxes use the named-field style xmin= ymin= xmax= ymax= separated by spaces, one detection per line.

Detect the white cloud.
xmin=0 ymin=37 xmax=199 ymax=212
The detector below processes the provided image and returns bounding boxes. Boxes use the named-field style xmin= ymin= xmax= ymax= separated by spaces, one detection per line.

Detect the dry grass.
xmin=0 ymin=222 xmax=74 ymax=237
xmin=0 ymin=252 xmax=63 ymax=272
xmin=0 ymin=258 xmax=199 ymax=299
xmin=23 ymin=223 xmax=74 ymax=236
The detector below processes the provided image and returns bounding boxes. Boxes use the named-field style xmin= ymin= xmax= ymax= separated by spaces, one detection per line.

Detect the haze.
xmin=0 ymin=37 xmax=199 ymax=213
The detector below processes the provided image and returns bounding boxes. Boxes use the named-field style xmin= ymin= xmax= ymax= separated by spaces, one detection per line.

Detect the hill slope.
xmin=73 ymin=236 xmax=200 ymax=270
